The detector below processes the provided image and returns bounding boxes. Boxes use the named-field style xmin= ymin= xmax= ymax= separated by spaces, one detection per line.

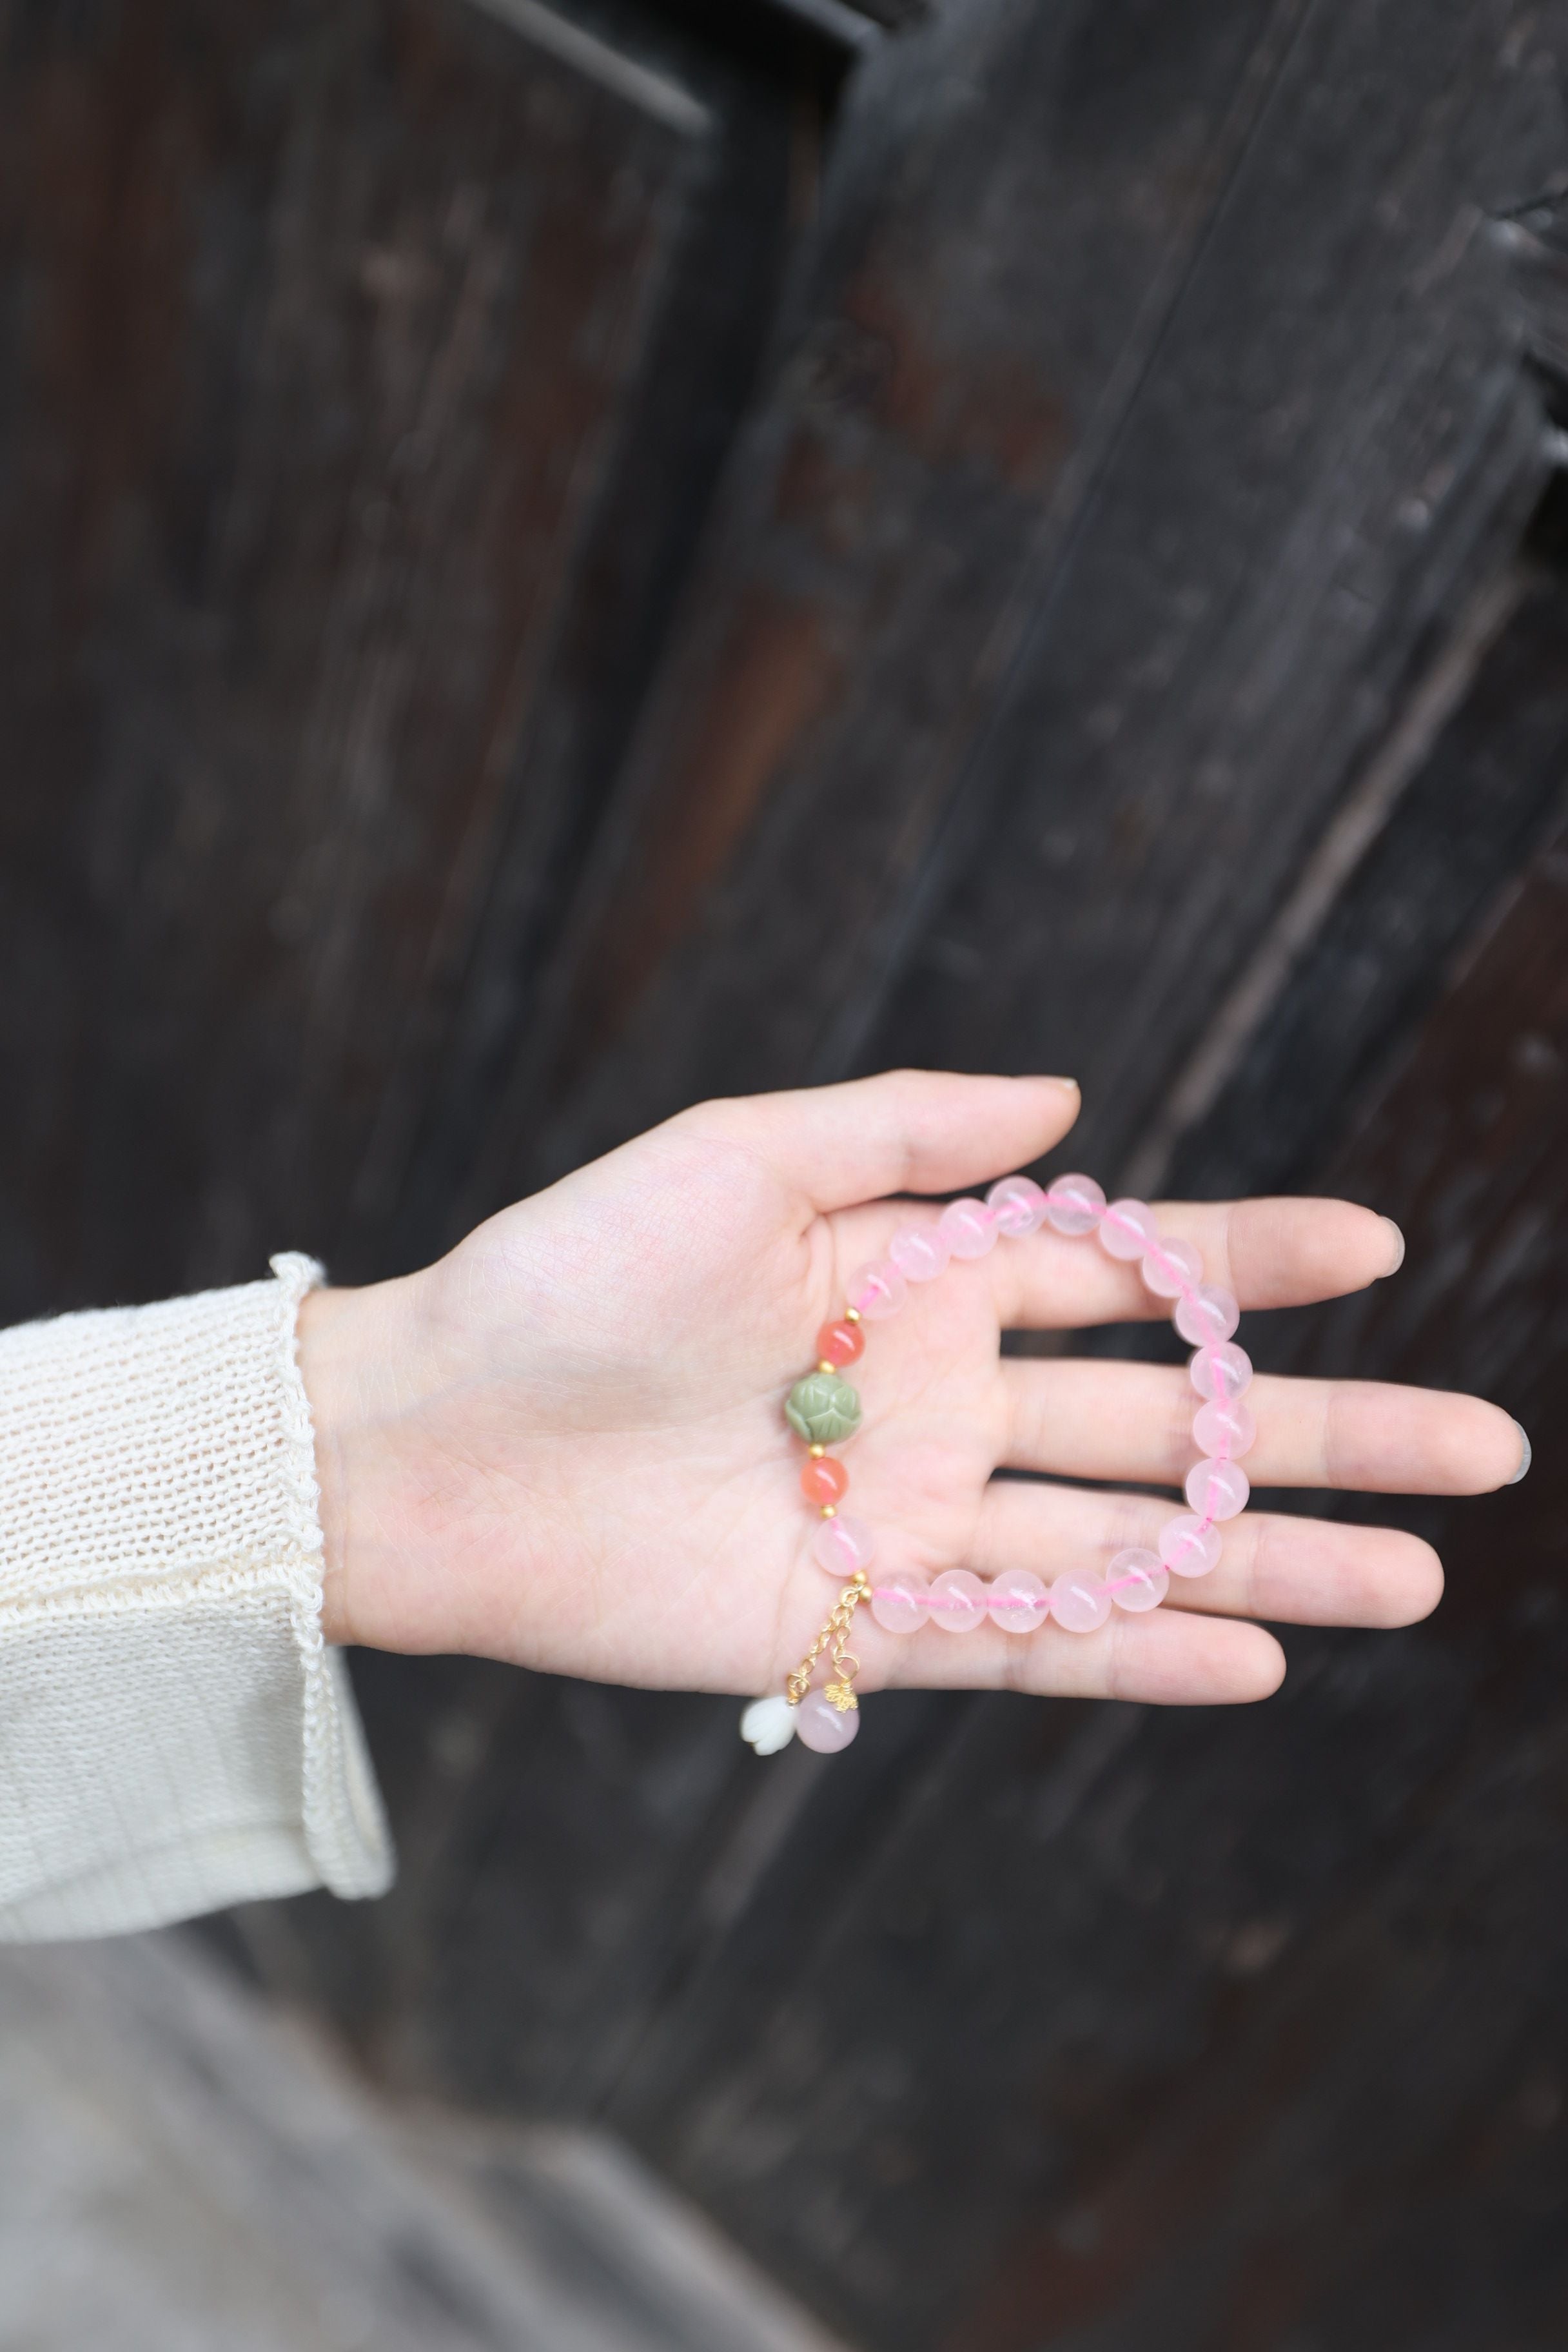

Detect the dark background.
xmin=3 ymin=0 xmax=1568 ymax=2343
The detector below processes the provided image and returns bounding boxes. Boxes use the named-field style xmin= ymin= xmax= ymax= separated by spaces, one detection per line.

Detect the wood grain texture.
xmin=500 ymin=0 xmax=1566 ymax=1199
xmin=476 ymin=0 xmax=1309 ymax=1192
xmin=0 ymin=0 xmax=748 ymax=1313
xmin=952 ymin=813 xmax=1568 ymax=2352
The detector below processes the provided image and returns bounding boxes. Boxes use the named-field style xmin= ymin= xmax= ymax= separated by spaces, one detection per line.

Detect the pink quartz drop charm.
xmin=988 ymin=1569 xmax=1052 ymax=1632
xmin=1184 ymin=1458 xmax=1251 ymax=1522
xmin=1044 ymin=1174 xmax=1106 ymax=1235
xmin=927 ymin=1568 xmax=988 ymax=1631
xmin=795 ymin=1690 xmax=861 ymax=1752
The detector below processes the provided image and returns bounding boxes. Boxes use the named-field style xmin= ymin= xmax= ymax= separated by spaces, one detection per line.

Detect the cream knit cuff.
xmin=0 ymin=1255 xmax=394 ymax=1941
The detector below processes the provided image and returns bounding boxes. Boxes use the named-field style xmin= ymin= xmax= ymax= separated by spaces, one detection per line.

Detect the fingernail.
xmin=1044 ymin=1076 xmax=1080 ymax=1092
xmin=1379 ymin=1217 xmax=1405 ymax=1274
xmin=1508 ymin=1421 xmax=1531 ymax=1484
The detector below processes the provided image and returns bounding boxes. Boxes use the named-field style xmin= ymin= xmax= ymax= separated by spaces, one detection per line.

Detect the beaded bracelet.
xmin=740 ymin=1173 xmax=1255 ymax=1756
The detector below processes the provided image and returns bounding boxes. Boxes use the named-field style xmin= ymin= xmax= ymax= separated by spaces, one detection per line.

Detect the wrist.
xmin=296 ymin=1272 xmax=423 ymax=1647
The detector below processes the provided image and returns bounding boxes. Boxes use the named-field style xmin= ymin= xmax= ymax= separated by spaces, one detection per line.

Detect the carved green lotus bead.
xmin=785 ymin=1369 xmax=862 ymax=1446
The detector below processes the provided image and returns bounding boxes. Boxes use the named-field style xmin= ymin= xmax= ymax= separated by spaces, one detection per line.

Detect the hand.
xmin=299 ymin=1071 xmax=1526 ymax=1707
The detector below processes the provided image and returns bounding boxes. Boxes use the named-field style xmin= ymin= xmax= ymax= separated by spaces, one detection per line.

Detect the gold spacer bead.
xmin=808 ymin=1443 xmax=827 ymax=1458
xmin=821 ymin=1504 xmax=837 ymax=1518
xmin=851 ymin=1569 xmax=870 ymax=1588
xmin=843 ymin=1305 xmax=861 ymax=1322
xmin=818 ymin=1359 xmax=834 ymax=1375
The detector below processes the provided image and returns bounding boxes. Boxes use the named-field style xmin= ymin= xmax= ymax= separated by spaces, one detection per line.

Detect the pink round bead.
xmin=847 ymin=1260 xmax=907 ymax=1320
xmin=888 ymin=1224 xmax=951 ymax=1283
xmin=1049 ymin=1569 xmax=1113 ymax=1633
xmin=937 ymin=1199 xmax=997 ymax=1259
xmin=1098 ymin=1199 xmax=1159 ymax=1260
xmin=1185 ymin=1458 xmax=1251 ymax=1522
xmin=1158 ymin=1513 xmax=1222 ymax=1579
xmin=794 ymin=1690 xmax=861 ymax=1753
xmin=985 ymin=1175 xmax=1048 ymax=1237
xmin=1189 ymin=1341 xmax=1253 ymax=1402
xmin=1044 ymin=1173 xmax=1106 ymax=1235
xmin=812 ymin=1514 xmax=875 ymax=1577
xmin=1141 ymin=1235 xmax=1203 ymax=1299
xmin=1105 ymin=1548 xmax=1169 ymax=1612
xmin=869 ymin=1574 xmax=930 ymax=1634
xmin=927 ymin=1568 xmax=988 ymax=1632
xmin=988 ymin=1569 xmax=1051 ymax=1632
xmin=1175 ymin=1283 xmax=1241 ymax=1346
xmin=1193 ymin=1399 xmax=1257 ymax=1459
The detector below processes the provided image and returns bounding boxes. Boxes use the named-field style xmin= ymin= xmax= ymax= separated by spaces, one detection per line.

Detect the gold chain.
xmin=787 ymin=1573 xmax=868 ymax=1712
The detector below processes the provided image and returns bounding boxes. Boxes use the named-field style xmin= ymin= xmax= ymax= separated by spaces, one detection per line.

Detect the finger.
xmin=683 ymin=1070 xmax=1081 ymax=1214
xmin=988 ymin=1196 xmax=1404 ymax=1327
xmin=1001 ymin=1360 xmax=1525 ymax=1496
xmin=972 ymin=1477 xmax=1445 ymax=1627
xmin=866 ymin=1602 xmax=1285 ymax=1705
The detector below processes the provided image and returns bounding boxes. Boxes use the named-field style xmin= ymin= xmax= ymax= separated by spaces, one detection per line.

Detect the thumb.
xmin=686 ymin=1070 xmax=1082 ymax=1213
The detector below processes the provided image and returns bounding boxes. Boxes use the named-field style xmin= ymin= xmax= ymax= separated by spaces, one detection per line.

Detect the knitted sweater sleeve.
xmin=0 ymin=1254 xmax=393 ymax=1940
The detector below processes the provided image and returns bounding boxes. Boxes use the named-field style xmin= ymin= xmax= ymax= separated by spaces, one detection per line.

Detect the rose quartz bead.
xmin=870 ymin=1573 xmax=931 ymax=1634
xmin=1141 ymin=1236 xmax=1203 ymax=1299
xmin=937 ymin=1199 xmax=997 ymax=1259
xmin=795 ymin=1690 xmax=861 ymax=1753
xmin=1175 ymin=1283 xmax=1241 ymax=1346
xmin=1044 ymin=1173 xmax=1106 ymax=1235
xmin=1193 ymin=1399 xmax=1257 ymax=1459
xmin=1098 ymin=1199 xmax=1159 ymax=1260
xmin=812 ymin=1513 xmax=875 ymax=1577
xmin=1158 ymin=1513 xmax=1222 ymax=1579
xmin=1049 ymin=1569 xmax=1113 ymax=1632
xmin=847 ymin=1260 xmax=907 ymax=1320
xmin=1184 ymin=1458 xmax=1250 ymax=1521
xmin=985 ymin=1175 xmax=1048 ymax=1237
xmin=927 ymin=1568 xmax=988 ymax=1632
xmin=889 ymin=1224 xmax=951 ymax=1283
xmin=1189 ymin=1341 xmax=1253 ymax=1402
xmin=988 ymin=1568 xmax=1051 ymax=1632
xmin=1105 ymin=1548 xmax=1169 ymax=1611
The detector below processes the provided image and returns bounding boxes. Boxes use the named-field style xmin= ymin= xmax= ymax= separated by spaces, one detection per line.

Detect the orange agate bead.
xmin=815 ymin=1318 xmax=865 ymax=1368
xmin=799 ymin=1455 xmax=849 ymax=1507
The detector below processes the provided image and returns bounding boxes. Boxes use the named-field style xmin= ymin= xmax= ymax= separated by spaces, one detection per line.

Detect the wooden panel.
xmin=469 ymin=0 xmax=1311 ymax=1193
xmin=489 ymin=0 xmax=1565 ymax=1203
xmin=1168 ymin=488 xmax=1568 ymax=1206
xmin=0 ymin=0 xmax=778 ymax=1315
xmin=952 ymin=816 xmax=1568 ymax=2352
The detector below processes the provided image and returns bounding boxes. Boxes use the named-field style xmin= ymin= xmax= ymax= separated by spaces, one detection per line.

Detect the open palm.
xmin=303 ymin=1072 xmax=1524 ymax=1707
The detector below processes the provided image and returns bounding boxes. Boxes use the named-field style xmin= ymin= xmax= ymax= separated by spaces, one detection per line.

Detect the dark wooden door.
xmin=5 ymin=1 xmax=1568 ymax=2346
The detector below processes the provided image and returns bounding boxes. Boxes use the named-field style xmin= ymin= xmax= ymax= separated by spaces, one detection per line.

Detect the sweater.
xmin=0 ymin=1257 xmax=393 ymax=1940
